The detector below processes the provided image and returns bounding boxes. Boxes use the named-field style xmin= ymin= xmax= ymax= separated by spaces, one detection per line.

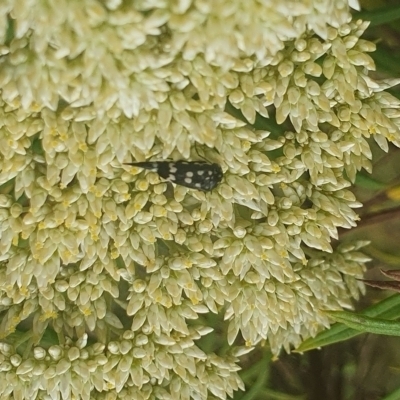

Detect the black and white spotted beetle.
xmin=124 ymin=160 xmax=223 ymax=191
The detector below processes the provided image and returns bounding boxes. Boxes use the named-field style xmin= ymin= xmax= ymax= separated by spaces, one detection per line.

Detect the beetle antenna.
xmin=194 ymin=142 xmax=207 ymax=161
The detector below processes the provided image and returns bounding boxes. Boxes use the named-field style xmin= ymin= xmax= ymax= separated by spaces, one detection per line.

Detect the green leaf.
xmin=371 ymin=47 xmax=400 ymax=76
xmin=31 ymin=136 xmax=44 ymax=155
xmin=258 ymin=390 xmax=306 ymax=400
xmin=295 ymin=294 xmax=400 ymax=352
xmin=355 ymin=173 xmax=387 ymax=190
xmin=382 ymin=386 xmax=400 ymax=400
xmin=5 ymin=16 xmax=14 ymax=45
xmin=225 ymin=101 xmax=285 ymax=137
xmin=240 ymin=355 xmax=270 ymax=400
xmin=325 ymin=310 xmax=400 ymax=336
xmin=366 ymin=246 xmax=400 ymax=266
xmin=355 ymin=5 xmax=400 ymax=27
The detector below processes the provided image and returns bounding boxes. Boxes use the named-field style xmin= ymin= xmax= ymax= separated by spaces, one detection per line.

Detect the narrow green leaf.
xmin=295 ymin=323 xmax=357 ymax=353
xmin=259 ymin=390 xmax=306 ymax=400
xmin=241 ymin=355 xmax=270 ymax=400
xmin=366 ymin=246 xmax=400 ymax=266
xmin=371 ymin=47 xmax=400 ymax=76
xmin=381 ymin=386 xmax=400 ymax=400
xmin=31 ymin=136 xmax=44 ymax=155
xmin=355 ymin=6 xmax=400 ymax=27
xmin=325 ymin=310 xmax=400 ymax=336
xmin=295 ymin=294 xmax=400 ymax=352
xmin=5 ymin=17 xmax=14 ymax=45
xmin=355 ymin=173 xmax=387 ymax=190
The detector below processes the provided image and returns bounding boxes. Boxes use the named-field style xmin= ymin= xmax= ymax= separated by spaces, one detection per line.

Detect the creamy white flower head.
xmin=0 ymin=0 xmax=397 ymax=398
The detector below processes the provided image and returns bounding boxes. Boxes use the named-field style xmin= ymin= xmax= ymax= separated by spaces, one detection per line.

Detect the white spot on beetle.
xmin=184 ymin=177 xmax=192 ymax=184
xmin=169 ymin=164 xmax=177 ymax=173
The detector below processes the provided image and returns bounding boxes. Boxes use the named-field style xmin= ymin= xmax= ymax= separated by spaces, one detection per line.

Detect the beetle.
xmin=124 ymin=160 xmax=223 ymax=191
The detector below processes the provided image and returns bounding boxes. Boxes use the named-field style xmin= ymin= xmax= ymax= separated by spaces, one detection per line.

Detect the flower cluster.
xmin=0 ymin=0 xmax=397 ymax=399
